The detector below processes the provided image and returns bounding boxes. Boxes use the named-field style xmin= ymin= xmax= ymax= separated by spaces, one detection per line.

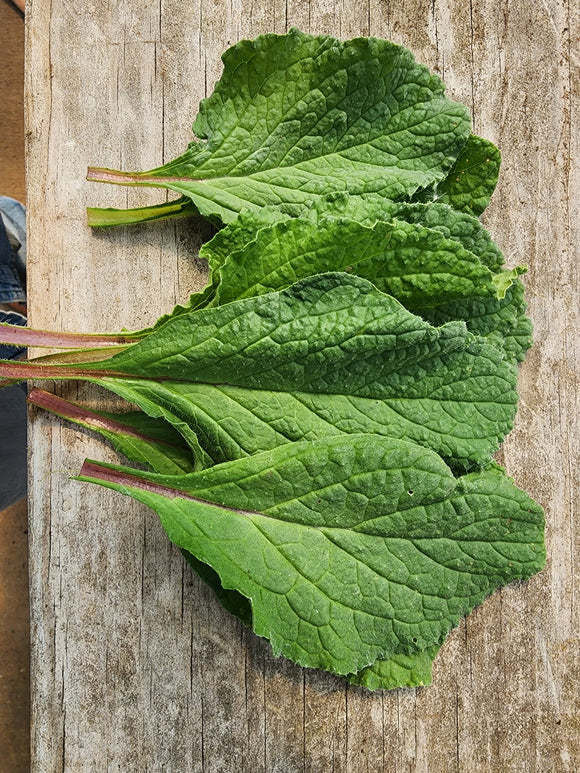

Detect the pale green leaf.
xmin=184 ymin=543 xmax=439 ymax=690
xmin=78 ymin=434 xmax=545 ymax=676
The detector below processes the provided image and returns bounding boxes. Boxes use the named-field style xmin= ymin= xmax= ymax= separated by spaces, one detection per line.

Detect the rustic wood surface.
xmin=26 ymin=1 xmax=579 ymax=770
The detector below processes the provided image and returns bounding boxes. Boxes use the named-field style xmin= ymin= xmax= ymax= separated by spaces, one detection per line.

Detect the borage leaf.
xmin=201 ymin=212 xmax=522 ymax=310
xmin=26 ymin=387 xmax=441 ymax=687
xmin=87 ymin=29 xmax=471 ymax=226
xmin=309 ymin=195 xmax=504 ymax=270
xmin=28 ymin=388 xmax=199 ymax=474
xmin=348 ymin=644 xmax=442 ymax=690
xmin=416 ymin=280 xmax=533 ymax=364
xmin=1 ymin=273 xmax=520 ymax=469
xmin=140 ymin=197 xmax=526 ymax=360
xmin=411 ymin=134 xmax=501 ymax=216
xmin=183 ymin=542 xmax=439 ymax=690
xmin=77 ymin=434 xmax=545 ymax=677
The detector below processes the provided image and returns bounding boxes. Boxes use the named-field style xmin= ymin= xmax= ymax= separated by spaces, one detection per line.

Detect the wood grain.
xmin=26 ymin=0 xmax=579 ymax=770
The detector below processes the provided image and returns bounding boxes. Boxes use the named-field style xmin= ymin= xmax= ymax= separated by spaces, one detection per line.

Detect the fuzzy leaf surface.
xmin=2 ymin=274 xmax=519 ymax=469
xmin=308 ymin=195 xmax=504 ymax=270
xmin=27 ymin=389 xmax=444 ymax=686
xmin=182 ymin=543 xmax=439 ymax=690
xmin=78 ymin=434 xmax=545 ymax=677
xmin=203 ymin=214 xmax=519 ymax=311
xmin=183 ymin=542 xmax=439 ymax=690
xmin=142 ymin=197 xmax=523 ymax=355
xmin=411 ymin=134 xmax=501 ymax=215
xmin=416 ymin=280 xmax=533 ymax=363
xmin=87 ymin=29 xmax=471 ymax=225
xmin=347 ymin=645 xmax=441 ymax=690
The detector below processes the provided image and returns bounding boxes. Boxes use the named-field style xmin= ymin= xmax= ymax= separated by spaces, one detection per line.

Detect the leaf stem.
xmin=28 ymin=388 xmax=180 ymax=446
xmin=87 ymin=167 xmax=200 ymax=186
xmin=29 ymin=387 xmax=115 ymax=427
xmin=87 ymin=199 xmax=197 ymax=228
xmin=0 ymin=358 xmax=130 ymax=381
xmin=0 ymin=323 xmax=141 ymax=348
xmin=78 ymin=460 xmax=195 ymax=499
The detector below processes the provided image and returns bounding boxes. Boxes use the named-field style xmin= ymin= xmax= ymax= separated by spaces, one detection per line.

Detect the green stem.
xmin=86 ymin=198 xmax=198 ymax=228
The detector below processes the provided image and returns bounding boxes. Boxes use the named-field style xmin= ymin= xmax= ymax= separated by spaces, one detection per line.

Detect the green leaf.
xmin=77 ymin=434 xmax=545 ymax=677
xmin=411 ymin=134 xmax=501 ymax=216
xmin=28 ymin=388 xmax=198 ymax=474
xmin=185 ymin=543 xmax=437 ymax=690
xmin=99 ymin=338 xmax=515 ymax=470
xmin=0 ymin=273 xmax=519 ymax=469
xmin=182 ymin=544 xmax=438 ymax=691
xmin=183 ymin=537 xmax=438 ymax=691
xmin=87 ymin=29 xmax=471 ymax=226
xmin=309 ymin=195 xmax=505 ymax=271
xmin=201 ymin=211 xmax=520 ymax=311
xmin=416 ymin=280 xmax=533 ymax=363
xmin=136 ymin=196 xmax=517 ymax=344
xmin=181 ymin=549 xmax=253 ymax=627
xmin=259 ymin=195 xmax=528 ymax=362
xmin=348 ymin=645 xmax=441 ymax=690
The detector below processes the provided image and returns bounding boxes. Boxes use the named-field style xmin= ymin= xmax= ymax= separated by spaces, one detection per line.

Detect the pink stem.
xmin=0 ymin=359 xmax=130 ymax=381
xmin=28 ymin=388 xmax=138 ymax=437
xmin=0 ymin=323 xmax=140 ymax=348
xmin=79 ymin=460 xmax=195 ymax=500
xmin=87 ymin=166 xmax=199 ymax=185
xmin=28 ymin=388 xmax=183 ymax=447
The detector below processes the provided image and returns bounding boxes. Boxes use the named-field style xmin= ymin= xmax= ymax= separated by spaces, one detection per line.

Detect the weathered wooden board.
xmin=26 ymin=0 xmax=579 ymax=770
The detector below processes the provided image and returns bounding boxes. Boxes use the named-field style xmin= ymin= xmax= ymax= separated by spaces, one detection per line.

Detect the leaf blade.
xmin=77 ymin=435 xmax=545 ymax=677
xmin=88 ymin=30 xmax=472 ymax=225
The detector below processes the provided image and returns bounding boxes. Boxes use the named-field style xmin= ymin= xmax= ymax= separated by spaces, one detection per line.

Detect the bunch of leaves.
xmin=0 ymin=30 xmax=544 ymax=690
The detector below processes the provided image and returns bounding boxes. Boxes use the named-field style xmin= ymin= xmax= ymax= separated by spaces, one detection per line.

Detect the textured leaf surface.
xmin=185 ymin=543 xmax=438 ymax=691
xmin=101 ymin=344 xmax=516 ymax=471
xmin=27 ymin=388 xmax=197 ymax=475
xmin=140 ymin=196 xmax=525 ymax=357
xmin=416 ymin=280 xmax=533 ymax=363
xmin=185 ymin=544 xmax=439 ymax=690
xmin=29 ymin=384 xmax=446 ymax=687
xmin=78 ymin=434 xmax=545 ymax=676
xmin=202 ymin=213 xmax=518 ymax=311
xmin=310 ymin=195 xmax=504 ymax=270
xmin=87 ymin=29 xmax=471 ymax=225
xmin=347 ymin=645 xmax=441 ymax=690
xmin=1 ymin=274 xmax=520 ymax=469
xmin=412 ymin=134 xmax=501 ymax=216
xmin=254 ymin=195 xmax=529 ymax=362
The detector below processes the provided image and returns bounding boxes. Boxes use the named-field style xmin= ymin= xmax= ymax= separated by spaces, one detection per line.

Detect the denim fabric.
xmin=0 ymin=195 xmax=26 ymax=290
xmin=0 ymin=197 xmax=27 ymax=508
xmin=0 ymin=213 xmax=26 ymax=303
xmin=0 ymin=383 xmax=27 ymax=510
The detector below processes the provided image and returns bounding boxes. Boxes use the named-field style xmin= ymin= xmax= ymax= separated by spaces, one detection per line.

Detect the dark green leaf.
xmin=412 ymin=134 xmax=501 ymax=216
xmin=87 ymin=29 xmax=471 ymax=226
